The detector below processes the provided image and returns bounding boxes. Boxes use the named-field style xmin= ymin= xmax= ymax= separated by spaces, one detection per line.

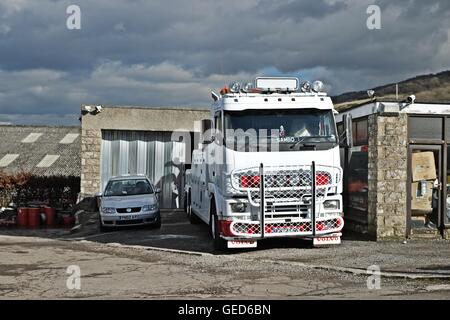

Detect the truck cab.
xmin=185 ymin=77 xmax=345 ymax=250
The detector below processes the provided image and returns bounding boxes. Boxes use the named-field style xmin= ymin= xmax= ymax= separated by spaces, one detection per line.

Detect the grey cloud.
xmin=0 ymin=0 xmax=449 ymax=124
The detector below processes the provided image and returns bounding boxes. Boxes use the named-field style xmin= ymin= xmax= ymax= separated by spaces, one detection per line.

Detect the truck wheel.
xmin=210 ymin=204 xmax=227 ymax=252
xmin=186 ymin=192 xmax=200 ymax=224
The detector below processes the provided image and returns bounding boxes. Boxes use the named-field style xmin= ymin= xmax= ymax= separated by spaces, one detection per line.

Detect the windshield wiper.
xmin=289 ymin=136 xmax=309 ymax=149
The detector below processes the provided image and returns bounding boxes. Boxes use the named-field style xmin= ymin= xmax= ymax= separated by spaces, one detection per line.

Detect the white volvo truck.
xmin=184 ymin=77 xmax=348 ymax=250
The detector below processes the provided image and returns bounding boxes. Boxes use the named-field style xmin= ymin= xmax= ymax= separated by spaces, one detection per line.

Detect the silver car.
xmin=98 ymin=175 xmax=161 ymax=230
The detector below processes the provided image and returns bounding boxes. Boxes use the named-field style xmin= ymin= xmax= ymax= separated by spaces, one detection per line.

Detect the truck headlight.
xmin=101 ymin=207 xmax=115 ymax=214
xmin=230 ymin=203 xmax=247 ymax=213
xmin=323 ymin=200 xmax=340 ymax=210
xmin=143 ymin=204 xmax=158 ymax=212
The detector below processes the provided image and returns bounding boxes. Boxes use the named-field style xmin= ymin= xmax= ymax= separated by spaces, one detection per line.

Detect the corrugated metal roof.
xmin=0 ymin=125 xmax=80 ymax=177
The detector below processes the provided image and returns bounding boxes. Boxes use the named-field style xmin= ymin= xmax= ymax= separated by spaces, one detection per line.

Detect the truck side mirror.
xmin=340 ymin=114 xmax=353 ymax=148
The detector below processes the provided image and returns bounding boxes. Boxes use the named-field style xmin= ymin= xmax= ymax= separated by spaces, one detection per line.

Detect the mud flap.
xmin=313 ymin=235 xmax=341 ymax=247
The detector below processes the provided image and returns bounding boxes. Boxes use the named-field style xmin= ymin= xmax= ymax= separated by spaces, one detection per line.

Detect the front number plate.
xmin=227 ymin=240 xmax=257 ymax=249
xmin=120 ymin=215 xmax=138 ymax=220
xmin=313 ymin=236 xmax=341 ymax=246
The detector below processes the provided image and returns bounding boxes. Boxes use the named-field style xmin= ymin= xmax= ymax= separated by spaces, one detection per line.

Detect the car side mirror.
xmin=95 ymin=192 xmax=102 ymax=197
xmin=155 ymin=188 xmax=161 ymax=194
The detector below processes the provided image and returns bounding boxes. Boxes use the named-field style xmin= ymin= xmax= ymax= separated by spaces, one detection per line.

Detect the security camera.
xmin=367 ymin=90 xmax=375 ymax=99
xmin=407 ymin=95 xmax=416 ymax=104
xmin=81 ymin=105 xmax=94 ymax=113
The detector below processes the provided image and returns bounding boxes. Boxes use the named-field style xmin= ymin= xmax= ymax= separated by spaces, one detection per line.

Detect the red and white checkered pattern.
xmin=231 ymin=164 xmax=342 ymax=206
xmin=230 ymin=216 xmax=344 ymax=237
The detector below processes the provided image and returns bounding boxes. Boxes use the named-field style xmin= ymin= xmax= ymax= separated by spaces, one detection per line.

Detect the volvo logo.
xmin=126 ymin=208 xmax=132 ymax=213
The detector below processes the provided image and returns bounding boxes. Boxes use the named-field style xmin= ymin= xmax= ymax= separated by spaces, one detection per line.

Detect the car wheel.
xmin=210 ymin=203 xmax=227 ymax=252
xmin=99 ymin=220 xmax=108 ymax=232
xmin=152 ymin=215 xmax=162 ymax=229
xmin=147 ymin=213 xmax=161 ymax=229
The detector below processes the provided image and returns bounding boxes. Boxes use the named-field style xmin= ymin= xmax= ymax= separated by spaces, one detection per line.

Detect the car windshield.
xmin=223 ymin=108 xmax=337 ymax=151
xmin=104 ymin=179 xmax=154 ymax=197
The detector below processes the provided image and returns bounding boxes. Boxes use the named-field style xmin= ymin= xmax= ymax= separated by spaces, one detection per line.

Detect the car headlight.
xmin=101 ymin=207 xmax=115 ymax=214
xmin=323 ymin=200 xmax=340 ymax=210
xmin=230 ymin=202 xmax=247 ymax=213
xmin=143 ymin=204 xmax=158 ymax=212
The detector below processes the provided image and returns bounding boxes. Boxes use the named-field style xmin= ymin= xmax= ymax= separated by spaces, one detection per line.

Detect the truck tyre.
xmin=210 ymin=202 xmax=227 ymax=252
xmin=186 ymin=191 xmax=201 ymax=224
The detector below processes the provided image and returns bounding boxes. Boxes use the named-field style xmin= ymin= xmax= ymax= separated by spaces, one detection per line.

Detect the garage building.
xmin=336 ymin=100 xmax=450 ymax=240
xmin=80 ymin=105 xmax=209 ymax=209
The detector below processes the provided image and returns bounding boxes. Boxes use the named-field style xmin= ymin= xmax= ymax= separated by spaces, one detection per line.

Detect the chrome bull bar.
xmin=231 ymin=162 xmax=343 ymax=238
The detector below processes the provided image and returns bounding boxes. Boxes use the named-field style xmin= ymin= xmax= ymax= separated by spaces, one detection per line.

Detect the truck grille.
xmin=231 ymin=164 xmax=341 ymax=205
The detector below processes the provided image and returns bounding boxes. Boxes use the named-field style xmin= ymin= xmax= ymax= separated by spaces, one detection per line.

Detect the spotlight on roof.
xmin=301 ymin=81 xmax=311 ymax=92
xmin=242 ymin=82 xmax=254 ymax=93
xmin=229 ymin=81 xmax=241 ymax=93
xmin=312 ymin=80 xmax=324 ymax=93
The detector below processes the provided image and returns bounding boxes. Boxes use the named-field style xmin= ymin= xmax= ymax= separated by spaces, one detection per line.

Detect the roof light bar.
xmin=255 ymin=77 xmax=299 ymax=92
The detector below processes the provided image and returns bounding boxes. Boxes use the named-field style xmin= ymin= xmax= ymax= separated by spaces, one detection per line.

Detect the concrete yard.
xmin=1 ymin=210 xmax=450 ymax=299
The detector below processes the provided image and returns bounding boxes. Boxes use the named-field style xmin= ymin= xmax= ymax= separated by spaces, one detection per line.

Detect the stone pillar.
xmin=367 ymin=113 xmax=408 ymax=239
xmin=80 ymin=129 xmax=102 ymax=196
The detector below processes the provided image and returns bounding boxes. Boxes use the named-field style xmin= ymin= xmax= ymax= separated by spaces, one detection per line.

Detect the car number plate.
xmin=313 ymin=236 xmax=341 ymax=246
xmin=227 ymin=240 xmax=257 ymax=248
xmin=120 ymin=215 xmax=138 ymax=220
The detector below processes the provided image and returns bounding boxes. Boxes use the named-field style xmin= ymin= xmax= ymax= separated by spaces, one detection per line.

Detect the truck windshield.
xmin=104 ymin=179 xmax=154 ymax=196
xmin=223 ymin=108 xmax=337 ymax=152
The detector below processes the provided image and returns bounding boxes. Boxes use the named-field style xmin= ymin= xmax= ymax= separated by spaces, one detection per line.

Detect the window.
xmin=352 ymin=118 xmax=368 ymax=146
xmin=223 ymin=108 xmax=337 ymax=152
xmin=445 ymin=118 xmax=450 ymax=141
xmin=409 ymin=117 xmax=443 ymax=141
xmin=104 ymin=179 xmax=154 ymax=196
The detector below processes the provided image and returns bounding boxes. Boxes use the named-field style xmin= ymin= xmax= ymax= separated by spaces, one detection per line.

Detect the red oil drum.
xmin=43 ymin=207 xmax=56 ymax=226
xmin=28 ymin=208 xmax=41 ymax=228
xmin=17 ymin=208 xmax=29 ymax=227
xmin=63 ymin=216 xmax=75 ymax=227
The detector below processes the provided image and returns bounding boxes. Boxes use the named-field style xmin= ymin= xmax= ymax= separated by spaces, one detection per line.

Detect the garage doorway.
xmin=407 ymin=146 xmax=442 ymax=236
xmin=100 ymin=130 xmax=187 ymax=209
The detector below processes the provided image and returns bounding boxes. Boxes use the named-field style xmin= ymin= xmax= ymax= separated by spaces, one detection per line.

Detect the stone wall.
xmin=80 ymin=128 xmax=102 ymax=196
xmin=367 ymin=113 xmax=408 ymax=239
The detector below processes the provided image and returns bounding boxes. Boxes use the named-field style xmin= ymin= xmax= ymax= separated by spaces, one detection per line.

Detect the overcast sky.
xmin=0 ymin=0 xmax=449 ymax=125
